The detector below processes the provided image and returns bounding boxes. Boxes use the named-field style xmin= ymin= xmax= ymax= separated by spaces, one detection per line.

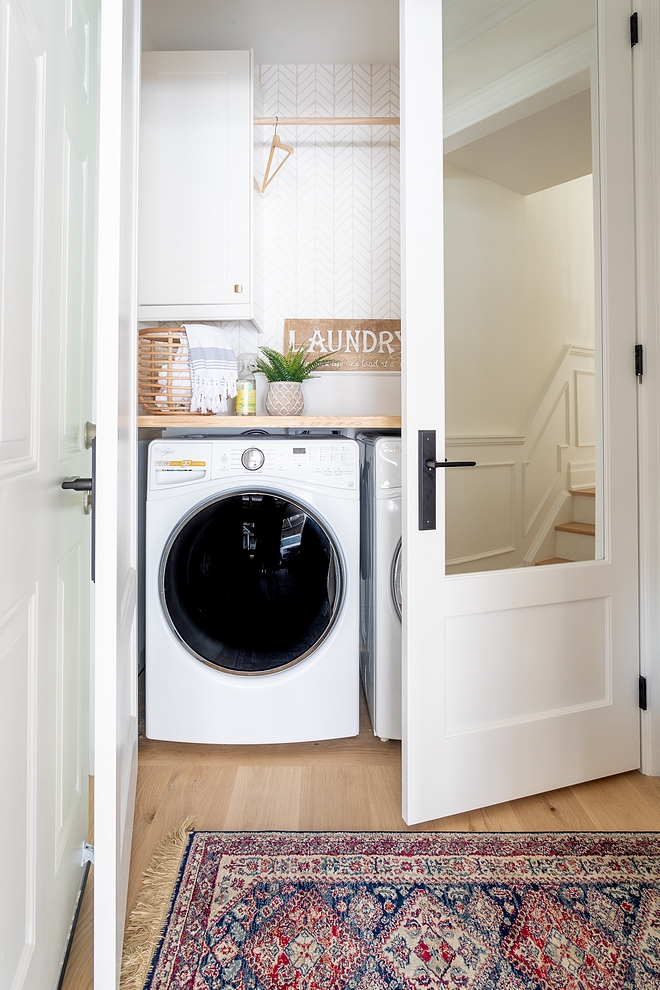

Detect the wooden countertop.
xmin=137 ymin=415 xmax=401 ymax=429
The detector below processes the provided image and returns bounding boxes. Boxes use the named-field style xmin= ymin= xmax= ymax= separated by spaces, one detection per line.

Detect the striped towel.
xmin=184 ymin=324 xmax=238 ymax=414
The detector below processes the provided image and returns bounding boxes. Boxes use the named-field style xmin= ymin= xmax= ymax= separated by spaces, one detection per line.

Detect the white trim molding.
xmin=446 ymin=434 xmax=525 ymax=446
xmin=444 ymin=29 xmax=596 ymax=153
xmin=442 ymin=0 xmax=536 ymax=58
xmin=446 ymin=346 xmax=595 ymax=573
xmin=632 ymin=0 xmax=660 ymax=775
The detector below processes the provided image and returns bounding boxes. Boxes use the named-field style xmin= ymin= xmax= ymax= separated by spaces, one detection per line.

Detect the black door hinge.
xmin=635 ymin=343 xmax=644 ymax=380
xmin=631 ymin=12 xmax=639 ymax=47
xmin=639 ymin=675 xmax=648 ymax=711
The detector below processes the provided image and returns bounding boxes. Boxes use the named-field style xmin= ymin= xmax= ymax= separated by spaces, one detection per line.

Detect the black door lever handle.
xmin=419 ymin=431 xmax=478 ymax=530
xmin=61 ymin=477 xmax=93 ymax=491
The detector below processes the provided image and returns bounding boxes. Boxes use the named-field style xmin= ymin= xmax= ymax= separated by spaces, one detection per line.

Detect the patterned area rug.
xmin=142 ymin=831 xmax=660 ymax=990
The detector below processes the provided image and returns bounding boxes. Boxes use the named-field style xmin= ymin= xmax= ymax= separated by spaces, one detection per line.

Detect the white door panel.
xmin=402 ymin=0 xmax=639 ymax=824
xmin=0 ymin=0 xmax=98 ymax=984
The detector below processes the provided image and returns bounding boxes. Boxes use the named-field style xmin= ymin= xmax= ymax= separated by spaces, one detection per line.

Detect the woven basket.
xmin=138 ymin=328 xmax=192 ymax=413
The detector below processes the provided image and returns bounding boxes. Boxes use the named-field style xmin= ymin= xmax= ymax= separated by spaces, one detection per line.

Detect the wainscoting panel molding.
xmin=576 ymin=370 xmax=596 ymax=447
xmin=446 ymin=462 xmax=516 ymax=566
xmin=446 ymin=345 xmax=596 ymax=572
xmin=446 ymin=434 xmax=525 ymax=446
xmin=523 ymin=383 xmax=570 ymax=536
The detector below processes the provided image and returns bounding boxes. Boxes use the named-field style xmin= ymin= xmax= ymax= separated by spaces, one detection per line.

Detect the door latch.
xmin=419 ymin=430 xmax=476 ymax=531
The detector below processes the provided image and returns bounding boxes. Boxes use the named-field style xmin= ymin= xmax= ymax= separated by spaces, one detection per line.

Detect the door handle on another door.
xmin=418 ymin=430 xmax=476 ymax=531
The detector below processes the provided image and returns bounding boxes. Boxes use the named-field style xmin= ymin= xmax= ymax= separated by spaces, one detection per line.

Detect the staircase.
xmin=536 ymin=488 xmax=595 ymax=565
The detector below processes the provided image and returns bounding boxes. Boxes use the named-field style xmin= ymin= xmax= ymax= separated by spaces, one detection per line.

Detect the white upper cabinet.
xmin=139 ymin=50 xmax=253 ymax=321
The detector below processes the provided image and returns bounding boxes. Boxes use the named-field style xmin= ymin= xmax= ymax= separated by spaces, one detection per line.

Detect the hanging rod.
xmin=254 ymin=116 xmax=399 ymax=126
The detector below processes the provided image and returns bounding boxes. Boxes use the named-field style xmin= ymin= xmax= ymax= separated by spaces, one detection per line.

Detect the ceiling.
xmin=142 ymin=0 xmax=399 ymax=63
xmin=442 ymin=0 xmax=536 ymax=56
xmin=141 ymin=0 xmax=542 ymax=62
xmin=444 ymin=88 xmax=592 ymax=195
xmin=142 ymin=0 xmax=593 ymax=197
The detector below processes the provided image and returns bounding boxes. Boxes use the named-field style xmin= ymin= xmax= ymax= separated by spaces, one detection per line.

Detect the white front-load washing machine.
xmin=358 ymin=433 xmax=402 ymax=741
xmin=146 ymin=436 xmax=360 ymax=744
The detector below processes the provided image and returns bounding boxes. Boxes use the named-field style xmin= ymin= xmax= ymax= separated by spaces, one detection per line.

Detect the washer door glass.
xmin=162 ymin=492 xmax=343 ymax=674
xmin=391 ymin=538 xmax=402 ymax=621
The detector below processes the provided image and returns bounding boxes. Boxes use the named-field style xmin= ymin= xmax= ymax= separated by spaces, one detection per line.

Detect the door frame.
xmin=633 ymin=0 xmax=660 ymax=776
xmin=93 ymin=0 xmax=140 ymax=984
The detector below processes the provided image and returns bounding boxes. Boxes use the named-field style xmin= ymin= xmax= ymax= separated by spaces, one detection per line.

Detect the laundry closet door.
xmin=401 ymin=0 xmax=639 ymax=824
xmin=0 ymin=0 xmax=99 ymax=985
xmin=93 ymin=0 xmax=140 ymax=984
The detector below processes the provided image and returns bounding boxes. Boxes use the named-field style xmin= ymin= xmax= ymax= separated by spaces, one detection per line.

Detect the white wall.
xmin=444 ymin=166 xmax=596 ymax=570
xmin=444 ymin=162 xmax=526 ymax=435
xmin=229 ymin=63 xmax=400 ymax=353
xmin=445 ymin=165 xmax=594 ymax=437
xmin=523 ymin=171 xmax=595 ymax=396
xmin=232 ymin=63 xmax=401 ymax=414
xmin=141 ymin=0 xmax=399 ymax=65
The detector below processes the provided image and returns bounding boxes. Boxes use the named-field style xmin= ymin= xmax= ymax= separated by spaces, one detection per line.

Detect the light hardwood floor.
xmin=61 ymin=694 xmax=660 ymax=990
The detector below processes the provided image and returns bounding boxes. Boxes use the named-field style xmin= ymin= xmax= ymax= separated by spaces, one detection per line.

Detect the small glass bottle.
xmin=235 ymin=353 xmax=257 ymax=416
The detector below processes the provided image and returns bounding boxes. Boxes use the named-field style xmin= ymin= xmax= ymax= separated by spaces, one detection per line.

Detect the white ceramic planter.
xmin=264 ymin=381 xmax=305 ymax=416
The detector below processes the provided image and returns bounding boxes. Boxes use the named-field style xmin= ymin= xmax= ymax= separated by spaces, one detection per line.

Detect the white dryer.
xmin=358 ymin=433 xmax=402 ymax=741
xmin=146 ymin=436 xmax=360 ymax=744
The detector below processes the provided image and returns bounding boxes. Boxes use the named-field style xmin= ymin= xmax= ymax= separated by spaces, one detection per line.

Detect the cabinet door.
xmin=139 ymin=50 xmax=252 ymax=321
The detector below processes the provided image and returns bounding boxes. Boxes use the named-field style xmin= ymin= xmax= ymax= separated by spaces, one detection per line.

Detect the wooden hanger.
xmin=260 ymin=119 xmax=294 ymax=192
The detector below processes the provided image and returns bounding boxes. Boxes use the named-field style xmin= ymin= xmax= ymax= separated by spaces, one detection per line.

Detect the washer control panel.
xmin=216 ymin=440 xmax=357 ymax=488
xmin=241 ymin=447 xmax=265 ymax=471
xmin=148 ymin=439 xmax=358 ymax=491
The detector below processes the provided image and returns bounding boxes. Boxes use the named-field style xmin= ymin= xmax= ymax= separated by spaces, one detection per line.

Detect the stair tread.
xmin=555 ymin=521 xmax=595 ymax=536
xmin=535 ymin=557 xmax=572 ymax=566
xmin=569 ymin=487 xmax=596 ymax=497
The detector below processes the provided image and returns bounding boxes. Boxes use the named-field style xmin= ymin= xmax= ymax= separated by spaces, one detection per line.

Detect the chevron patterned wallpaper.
xmin=229 ymin=63 xmax=400 ymax=355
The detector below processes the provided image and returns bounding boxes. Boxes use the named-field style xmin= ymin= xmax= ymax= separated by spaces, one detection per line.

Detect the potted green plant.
xmin=256 ymin=346 xmax=335 ymax=415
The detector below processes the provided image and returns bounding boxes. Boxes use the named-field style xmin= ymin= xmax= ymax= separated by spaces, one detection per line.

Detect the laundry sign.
xmin=285 ymin=319 xmax=401 ymax=371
